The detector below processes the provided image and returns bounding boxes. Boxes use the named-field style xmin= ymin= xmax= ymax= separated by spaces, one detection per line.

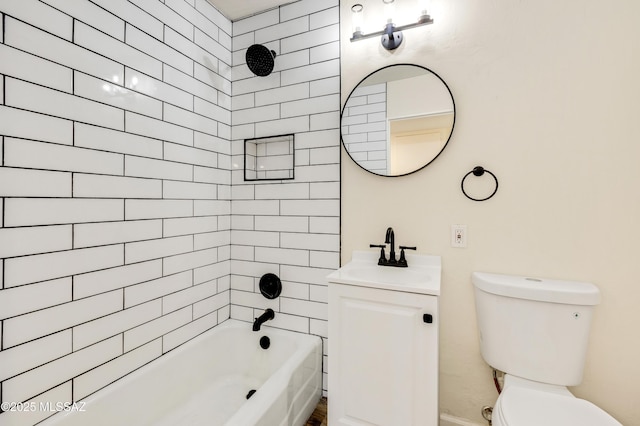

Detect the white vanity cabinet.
xmin=327 ymin=251 xmax=440 ymax=426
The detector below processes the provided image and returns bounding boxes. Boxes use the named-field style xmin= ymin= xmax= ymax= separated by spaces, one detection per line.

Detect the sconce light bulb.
xmin=418 ymin=0 xmax=434 ymax=24
xmin=351 ymin=4 xmax=364 ymax=38
xmin=382 ymin=0 xmax=395 ymax=24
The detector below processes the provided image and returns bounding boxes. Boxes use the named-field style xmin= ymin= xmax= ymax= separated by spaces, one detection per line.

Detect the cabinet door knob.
xmin=423 ymin=313 xmax=433 ymax=324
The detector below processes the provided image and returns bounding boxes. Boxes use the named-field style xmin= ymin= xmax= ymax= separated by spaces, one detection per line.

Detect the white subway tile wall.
xmin=342 ymin=82 xmax=389 ymax=174
xmin=0 ymin=0 xmax=339 ymax=419
xmin=0 ymin=0 xmax=232 ymax=422
xmin=230 ymin=0 xmax=340 ymax=395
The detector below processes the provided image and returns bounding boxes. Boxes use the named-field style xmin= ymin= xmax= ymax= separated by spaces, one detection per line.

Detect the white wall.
xmin=387 ymin=73 xmax=452 ymax=119
xmin=341 ymin=0 xmax=640 ymax=424
xmin=0 ymin=0 xmax=232 ymax=423
xmin=229 ymin=0 xmax=340 ymax=394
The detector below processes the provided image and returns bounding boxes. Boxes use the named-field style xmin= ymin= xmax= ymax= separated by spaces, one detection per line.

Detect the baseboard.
xmin=440 ymin=413 xmax=486 ymax=426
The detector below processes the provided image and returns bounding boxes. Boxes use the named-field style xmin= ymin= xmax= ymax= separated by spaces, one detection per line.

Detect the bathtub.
xmin=41 ymin=319 xmax=322 ymax=426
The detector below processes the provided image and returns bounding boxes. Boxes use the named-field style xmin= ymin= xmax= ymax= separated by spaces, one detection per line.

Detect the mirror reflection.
xmin=341 ymin=64 xmax=455 ymax=177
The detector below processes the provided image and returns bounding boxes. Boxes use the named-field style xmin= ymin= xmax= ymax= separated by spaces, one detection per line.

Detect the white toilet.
xmin=472 ymin=272 xmax=622 ymax=426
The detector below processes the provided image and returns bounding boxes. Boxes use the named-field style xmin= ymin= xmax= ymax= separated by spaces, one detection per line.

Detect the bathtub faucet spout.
xmin=253 ymin=308 xmax=275 ymax=331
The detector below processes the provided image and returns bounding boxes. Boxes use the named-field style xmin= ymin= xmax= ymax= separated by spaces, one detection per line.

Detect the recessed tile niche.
xmin=244 ymin=134 xmax=295 ymax=181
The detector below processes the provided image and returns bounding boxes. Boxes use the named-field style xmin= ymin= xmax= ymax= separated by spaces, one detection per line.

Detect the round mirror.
xmin=341 ymin=64 xmax=455 ymax=177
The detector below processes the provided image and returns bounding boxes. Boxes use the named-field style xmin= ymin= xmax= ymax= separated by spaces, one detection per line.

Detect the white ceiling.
xmin=208 ymin=0 xmax=294 ymax=21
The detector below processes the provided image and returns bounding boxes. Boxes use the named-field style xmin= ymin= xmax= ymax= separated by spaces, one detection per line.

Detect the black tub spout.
xmin=253 ymin=308 xmax=275 ymax=331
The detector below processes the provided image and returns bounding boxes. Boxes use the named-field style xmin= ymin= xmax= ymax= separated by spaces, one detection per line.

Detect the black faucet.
xmin=253 ymin=308 xmax=275 ymax=331
xmin=370 ymin=227 xmax=416 ymax=268
xmin=385 ymin=227 xmax=397 ymax=265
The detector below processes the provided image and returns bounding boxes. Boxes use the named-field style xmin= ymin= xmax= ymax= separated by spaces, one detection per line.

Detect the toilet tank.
xmin=472 ymin=272 xmax=601 ymax=386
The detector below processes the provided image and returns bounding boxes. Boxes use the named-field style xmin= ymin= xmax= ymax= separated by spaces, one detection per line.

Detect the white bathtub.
xmin=41 ymin=319 xmax=322 ymax=426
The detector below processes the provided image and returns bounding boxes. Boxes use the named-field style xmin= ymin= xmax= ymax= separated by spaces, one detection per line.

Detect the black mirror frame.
xmin=340 ymin=63 xmax=456 ymax=177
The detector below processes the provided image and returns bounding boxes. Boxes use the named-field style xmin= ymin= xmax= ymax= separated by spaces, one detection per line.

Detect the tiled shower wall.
xmin=229 ymin=0 xmax=340 ymax=392
xmin=341 ymin=82 xmax=388 ymax=174
xmin=0 ymin=0 xmax=233 ymax=422
xmin=0 ymin=0 xmax=339 ymax=419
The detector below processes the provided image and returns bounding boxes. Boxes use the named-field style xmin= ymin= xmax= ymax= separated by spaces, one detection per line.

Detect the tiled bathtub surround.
xmin=0 ymin=0 xmax=339 ymax=421
xmin=341 ymin=82 xmax=388 ymax=174
xmin=230 ymin=0 xmax=340 ymax=393
xmin=0 ymin=0 xmax=233 ymax=422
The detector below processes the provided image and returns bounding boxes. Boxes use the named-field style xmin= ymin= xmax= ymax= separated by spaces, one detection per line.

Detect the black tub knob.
xmin=259 ymin=273 xmax=282 ymax=299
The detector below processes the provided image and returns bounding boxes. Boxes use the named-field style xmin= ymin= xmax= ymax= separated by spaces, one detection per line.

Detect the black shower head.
xmin=246 ymin=44 xmax=276 ymax=77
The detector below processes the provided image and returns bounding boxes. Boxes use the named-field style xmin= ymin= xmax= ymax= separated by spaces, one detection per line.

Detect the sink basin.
xmin=327 ymin=250 xmax=441 ymax=295
xmin=345 ymin=266 xmax=433 ymax=286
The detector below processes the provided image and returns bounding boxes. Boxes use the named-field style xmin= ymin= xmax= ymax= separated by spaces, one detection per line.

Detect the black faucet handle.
xmin=397 ymin=246 xmax=416 ymax=267
xmin=369 ymin=244 xmax=387 ymax=265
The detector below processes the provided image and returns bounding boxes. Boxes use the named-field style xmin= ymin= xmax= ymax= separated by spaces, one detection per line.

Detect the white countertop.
xmin=327 ymin=250 xmax=441 ymax=296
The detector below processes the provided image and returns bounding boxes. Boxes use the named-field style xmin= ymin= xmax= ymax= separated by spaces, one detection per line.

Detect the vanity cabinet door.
xmin=328 ymin=283 xmax=439 ymax=426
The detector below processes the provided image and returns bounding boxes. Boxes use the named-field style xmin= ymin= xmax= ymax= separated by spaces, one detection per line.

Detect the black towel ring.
xmin=461 ymin=166 xmax=499 ymax=202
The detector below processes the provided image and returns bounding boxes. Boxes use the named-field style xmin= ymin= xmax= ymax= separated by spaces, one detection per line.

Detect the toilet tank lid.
xmin=472 ymin=272 xmax=601 ymax=305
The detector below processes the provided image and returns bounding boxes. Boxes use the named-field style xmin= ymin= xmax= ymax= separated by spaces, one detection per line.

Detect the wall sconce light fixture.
xmin=350 ymin=0 xmax=433 ymax=50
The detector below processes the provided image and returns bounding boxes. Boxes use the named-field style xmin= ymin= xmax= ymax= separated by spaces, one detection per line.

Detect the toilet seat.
xmin=495 ymin=385 xmax=622 ymax=426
